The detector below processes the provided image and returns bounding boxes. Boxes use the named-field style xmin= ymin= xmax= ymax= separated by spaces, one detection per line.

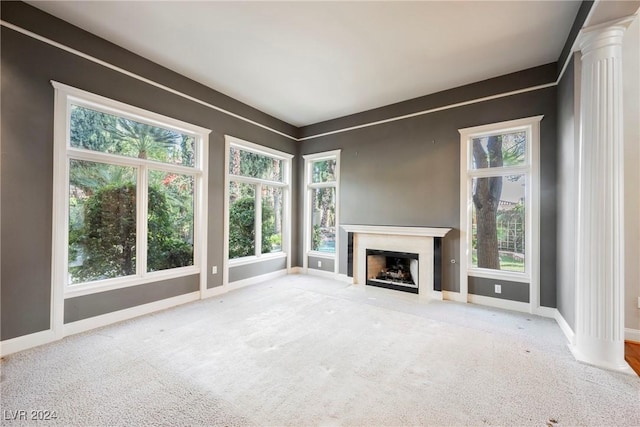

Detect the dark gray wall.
xmin=301 ymin=64 xmax=557 ymax=139
xmin=0 ymin=3 xmax=298 ymax=340
xmin=0 ymin=3 xmax=297 ymax=139
xmin=1 ymin=1 xmax=577 ymax=343
xmin=557 ymin=1 xmax=594 ymax=78
xmin=229 ymin=258 xmax=287 ymax=283
xmin=468 ymin=277 xmax=529 ymax=303
xmin=556 ymin=55 xmax=578 ymax=330
xmin=65 ymin=275 xmax=199 ymax=323
xmin=308 ymin=256 xmax=335 ymax=273
xmin=300 ymin=83 xmax=558 ymax=306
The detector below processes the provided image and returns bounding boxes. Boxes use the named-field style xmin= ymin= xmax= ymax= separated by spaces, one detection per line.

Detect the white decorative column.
xmin=573 ymin=17 xmax=634 ymax=371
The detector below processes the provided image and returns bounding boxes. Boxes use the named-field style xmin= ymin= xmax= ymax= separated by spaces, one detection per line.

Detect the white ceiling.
xmin=29 ymin=1 xmax=582 ymax=127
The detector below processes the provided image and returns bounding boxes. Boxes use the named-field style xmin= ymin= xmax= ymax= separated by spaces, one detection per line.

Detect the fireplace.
xmin=342 ymin=225 xmax=451 ymax=298
xmin=366 ymin=249 xmax=419 ymax=293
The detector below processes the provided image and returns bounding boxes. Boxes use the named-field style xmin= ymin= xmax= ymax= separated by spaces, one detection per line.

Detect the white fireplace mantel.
xmin=341 ymin=225 xmax=451 ymax=238
xmin=342 ymin=225 xmax=451 ymax=298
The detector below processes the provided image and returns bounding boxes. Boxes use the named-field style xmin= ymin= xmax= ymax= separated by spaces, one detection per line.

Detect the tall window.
xmin=53 ymin=82 xmax=209 ymax=297
xmin=459 ymin=116 xmax=541 ymax=294
xmin=304 ymin=151 xmax=340 ymax=265
xmin=226 ymin=137 xmax=292 ymax=262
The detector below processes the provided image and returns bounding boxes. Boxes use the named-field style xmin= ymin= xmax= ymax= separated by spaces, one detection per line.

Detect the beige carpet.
xmin=1 ymin=274 xmax=639 ymax=426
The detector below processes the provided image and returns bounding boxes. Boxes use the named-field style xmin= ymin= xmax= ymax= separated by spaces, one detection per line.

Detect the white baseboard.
xmin=63 ymin=291 xmax=200 ymax=337
xmin=201 ymin=285 xmax=227 ymax=299
xmin=0 ymin=328 xmax=56 ymax=357
xmin=552 ymin=312 xmax=640 ymax=345
xmin=427 ymin=290 xmax=443 ymax=301
xmin=306 ymin=268 xmax=338 ymax=280
xmin=336 ymin=273 xmax=354 ymax=284
xmin=554 ymin=309 xmax=576 ymax=345
xmin=626 ymin=328 xmax=640 ymax=343
xmin=534 ymin=305 xmax=556 ymax=319
xmin=442 ymin=290 xmax=466 ymax=303
xmin=468 ymin=294 xmax=530 ymax=313
xmin=227 ymin=269 xmax=287 ymax=291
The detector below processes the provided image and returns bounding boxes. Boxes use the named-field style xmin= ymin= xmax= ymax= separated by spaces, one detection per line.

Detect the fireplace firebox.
xmin=366 ymin=249 xmax=419 ymax=294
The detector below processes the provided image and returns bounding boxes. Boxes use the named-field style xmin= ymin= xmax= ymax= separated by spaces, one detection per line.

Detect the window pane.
xmin=311 ymin=187 xmax=336 ymax=253
xmin=70 ymin=104 xmax=196 ymax=167
xmin=229 ymin=146 xmax=283 ymax=182
xmin=471 ymin=131 xmax=526 ymax=169
xmin=68 ymin=160 xmax=137 ymax=284
xmin=147 ymin=171 xmax=194 ymax=272
xmin=262 ymin=186 xmax=283 ymax=254
xmin=312 ymin=159 xmax=336 ymax=183
xmin=472 ymin=175 xmax=525 ymax=272
xmin=229 ymin=182 xmax=256 ymax=258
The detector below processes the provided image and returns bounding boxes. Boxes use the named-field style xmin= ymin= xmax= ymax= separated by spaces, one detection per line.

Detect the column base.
xmin=569 ymin=339 xmax=635 ymax=375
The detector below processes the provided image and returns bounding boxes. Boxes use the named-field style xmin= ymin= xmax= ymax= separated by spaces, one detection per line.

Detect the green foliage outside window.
xmin=70 ymin=182 xmax=138 ymax=281
xmin=228 ymin=146 xmax=285 ymax=260
xmin=312 ymin=224 xmax=322 ymax=251
xmin=67 ymin=104 xmax=198 ymax=284
xmin=69 ymin=183 xmax=193 ymax=283
xmin=228 ymin=196 xmax=276 ymax=259
xmin=70 ymin=104 xmax=195 ymax=166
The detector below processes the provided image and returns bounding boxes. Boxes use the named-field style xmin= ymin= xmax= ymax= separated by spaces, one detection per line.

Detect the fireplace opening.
xmin=366 ymin=249 xmax=419 ymax=294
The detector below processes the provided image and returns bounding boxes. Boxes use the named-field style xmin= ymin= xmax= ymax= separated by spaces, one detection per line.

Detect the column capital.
xmin=578 ymin=14 xmax=636 ymax=54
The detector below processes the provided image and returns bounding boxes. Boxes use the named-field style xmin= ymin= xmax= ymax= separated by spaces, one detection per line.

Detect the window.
xmin=53 ymin=82 xmax=209 ymax=297
xmin=459 ymin=117 xmax=541 ymax=292
xmin=225 ymin=137 xmax=292 ymax=264
xmin=304 ymin=151 xmax=341 ymax=267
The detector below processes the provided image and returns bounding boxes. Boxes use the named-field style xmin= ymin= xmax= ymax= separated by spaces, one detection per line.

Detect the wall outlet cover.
xmin=494 ymin=284 xmax=502 ymax=294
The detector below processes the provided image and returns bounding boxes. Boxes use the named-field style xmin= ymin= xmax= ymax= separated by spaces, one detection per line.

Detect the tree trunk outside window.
xmin=472 ymin=135 xmax=503 ymax=269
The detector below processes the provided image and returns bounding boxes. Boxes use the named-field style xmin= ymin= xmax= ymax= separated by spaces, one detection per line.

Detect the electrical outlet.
xmin=637 ymin=297 xmax=640 ymax=309
xmin=494 ymin=284 xmax=502 ymax=294
xmin=318 ymin=260 xmax=322 ymax=268
xmin=211 ymin=266 xmax=217 ymax=275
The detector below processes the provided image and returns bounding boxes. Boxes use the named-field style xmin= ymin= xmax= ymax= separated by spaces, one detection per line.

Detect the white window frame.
xmin=52 ymin=81 xmax=210 ymax=309
xmin=303 ymin=150 xmax=341 ymax=274
xmin=459 ymin=116 xmax=541 ymax=311
xmin=223 ymin=136 xmax=293 ymax=276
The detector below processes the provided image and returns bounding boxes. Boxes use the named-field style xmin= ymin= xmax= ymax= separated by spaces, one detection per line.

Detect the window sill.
xmin=64 ymin=266 xmax=200 ymax=299
xmin=228 ymin=252 xmax=287 ymax=267
xmin=307 ymin=251 xmax=336 ymax=259
xmin=467 ymin=268 xmax=529 ymax=284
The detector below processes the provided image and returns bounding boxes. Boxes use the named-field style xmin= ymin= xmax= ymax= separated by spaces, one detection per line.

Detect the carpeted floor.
xmin=1 ymin=274 xmax=639 ymax=426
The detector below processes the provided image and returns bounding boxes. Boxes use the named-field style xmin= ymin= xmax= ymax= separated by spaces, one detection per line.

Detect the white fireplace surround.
xmin=342 ymin=225 xmax=451 ymax=298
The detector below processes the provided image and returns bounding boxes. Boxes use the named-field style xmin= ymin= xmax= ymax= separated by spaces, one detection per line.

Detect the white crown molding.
xmin=1 ymin=19 xmax=562 ymax=143
xmin=0 ymin=20 xmax=298 ymax=141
